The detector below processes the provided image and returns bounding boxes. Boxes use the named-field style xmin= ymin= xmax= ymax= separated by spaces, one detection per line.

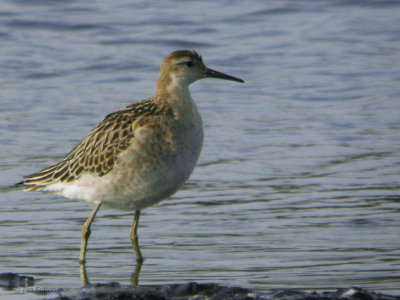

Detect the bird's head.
xmin=157 ymin=50 xmax=244 ymax=92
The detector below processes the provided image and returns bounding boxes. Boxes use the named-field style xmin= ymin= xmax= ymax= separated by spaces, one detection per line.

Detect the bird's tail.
xmin=18 ymin=163 xmax=63 ymax=191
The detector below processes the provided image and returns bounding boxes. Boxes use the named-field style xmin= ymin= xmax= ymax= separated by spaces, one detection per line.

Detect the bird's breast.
xmin=98 ymin=103 xmax=203 ymax=210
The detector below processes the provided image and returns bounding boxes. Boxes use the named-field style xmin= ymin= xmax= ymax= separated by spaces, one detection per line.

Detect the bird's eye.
xmin=185 ymin=61 xmax=194 ymax=67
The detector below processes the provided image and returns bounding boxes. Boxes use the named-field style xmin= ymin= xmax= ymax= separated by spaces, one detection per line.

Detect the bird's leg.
xmin=80 ymin=202 xmax=102 ymax=265
xmin=130 ymin=210 xmax=143 ymax=262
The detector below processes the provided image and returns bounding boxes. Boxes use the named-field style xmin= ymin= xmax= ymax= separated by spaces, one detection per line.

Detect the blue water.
xmin=1 ymin=0 xmax=400 ymax=299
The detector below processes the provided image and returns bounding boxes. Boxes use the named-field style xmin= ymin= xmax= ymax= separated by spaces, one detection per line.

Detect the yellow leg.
xmin=130 ymin=210 xmax=143 ymax=262
xmin=80 ymin=202 xmax=102 ymax=264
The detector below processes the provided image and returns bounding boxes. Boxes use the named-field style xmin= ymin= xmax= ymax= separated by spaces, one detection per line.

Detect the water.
xmin=1 ymin=0 xmax=400 ymax=298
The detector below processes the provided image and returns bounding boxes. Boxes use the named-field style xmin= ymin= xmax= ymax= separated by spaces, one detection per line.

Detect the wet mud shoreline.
xmin=1 ymin=272 xmax=399 ymax=300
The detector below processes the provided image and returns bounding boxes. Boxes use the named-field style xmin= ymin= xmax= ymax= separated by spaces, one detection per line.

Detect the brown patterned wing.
xmin=23 ymin=98 xmax=157 ymax=190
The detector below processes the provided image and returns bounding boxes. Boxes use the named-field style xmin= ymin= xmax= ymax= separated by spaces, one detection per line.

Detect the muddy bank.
xmin=1 ymin=273 xmax=399 ymax=300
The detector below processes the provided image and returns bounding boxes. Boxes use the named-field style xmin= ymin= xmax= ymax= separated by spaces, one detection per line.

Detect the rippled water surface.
xmin=1 ymin=0 xmax=400 ymax=299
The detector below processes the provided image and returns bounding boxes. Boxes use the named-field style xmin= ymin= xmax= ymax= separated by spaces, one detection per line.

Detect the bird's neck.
xmin=155 ymin=80 xmax=195 ymax=120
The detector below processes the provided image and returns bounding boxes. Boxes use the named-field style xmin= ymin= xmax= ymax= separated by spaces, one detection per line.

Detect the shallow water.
xmin=1 ymin=0 xmax=400 ymax=299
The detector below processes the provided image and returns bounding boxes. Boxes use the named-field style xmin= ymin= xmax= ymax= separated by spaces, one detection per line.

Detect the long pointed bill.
xmin=204 ymin=68 xmax=244 ymax=83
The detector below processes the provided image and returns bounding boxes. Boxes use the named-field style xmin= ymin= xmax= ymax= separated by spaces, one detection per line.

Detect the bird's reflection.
xmin=130 ymin=260 xmax=143 ymax=286
xmin=80 ymin=259 xmax=143 ymax=287
xmin=80 ymin=235 xmax=144 ymax=286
